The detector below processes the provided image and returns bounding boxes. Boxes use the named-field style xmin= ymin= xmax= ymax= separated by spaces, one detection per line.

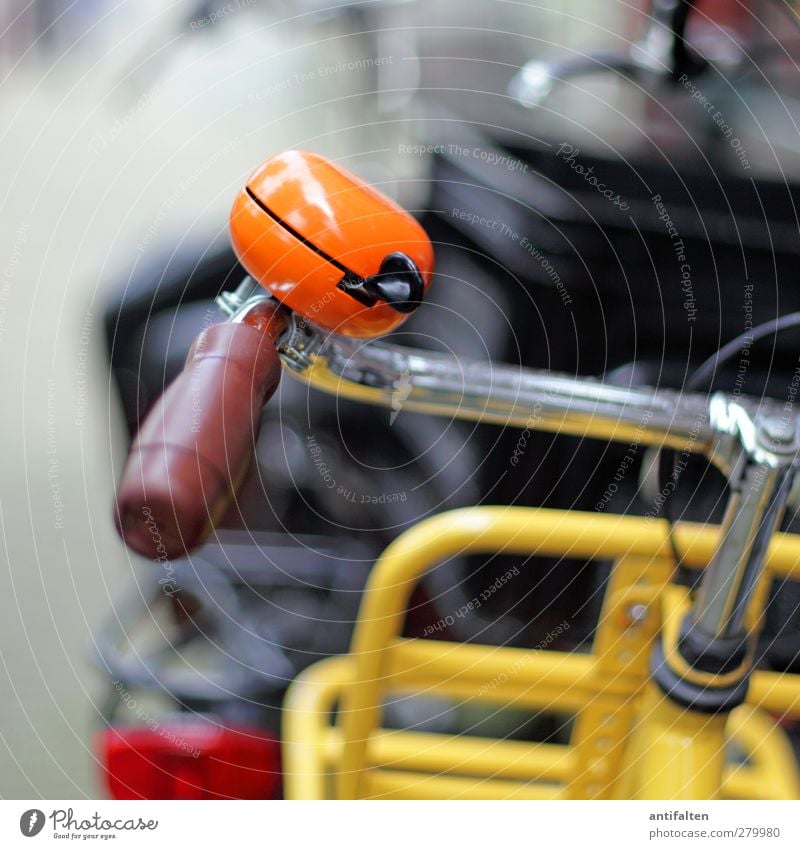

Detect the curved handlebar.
xmin=114 ymin=290 xmax=794 ymax=563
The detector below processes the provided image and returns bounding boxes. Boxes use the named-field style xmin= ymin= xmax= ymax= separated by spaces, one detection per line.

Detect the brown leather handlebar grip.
xmin=114 ymin=306 xmax=286 ymax=559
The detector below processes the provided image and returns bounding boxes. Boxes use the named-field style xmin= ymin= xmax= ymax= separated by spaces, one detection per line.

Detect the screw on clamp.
xmin=215 ymin=276 xmax=261 ymax=317
xmin=627 ymin=603 xmax=649 ymax=626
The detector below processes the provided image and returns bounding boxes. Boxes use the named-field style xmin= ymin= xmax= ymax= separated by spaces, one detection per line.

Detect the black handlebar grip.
xmin=114 ymin=313 xmax=285 ymax=559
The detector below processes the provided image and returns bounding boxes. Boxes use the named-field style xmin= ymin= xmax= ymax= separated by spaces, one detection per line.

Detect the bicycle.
xmin=114 ymin=149 xmax=800 ymax=800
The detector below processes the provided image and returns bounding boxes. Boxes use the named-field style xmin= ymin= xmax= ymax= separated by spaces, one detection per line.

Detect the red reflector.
xmin=96 ymin=720 xmax=282 ymax=799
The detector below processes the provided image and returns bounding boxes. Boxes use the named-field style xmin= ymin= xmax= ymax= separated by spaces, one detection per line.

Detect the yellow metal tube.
xmin=621 ymin=683 xmax=727 ymax=799
xmin=283 ymin=655 xmax=352 ymax=800
xmin=723 ymin=705 xmax=800 ymax=800
xmin=384 ymin=638 xmax=633 ymax=706
xmin=748 ymin=670 xmax=800 ymax=719
xmin=363 ymin=769 xmax=562 ymax=800
xmin=363 ymin=729 xmax=574 ymax=783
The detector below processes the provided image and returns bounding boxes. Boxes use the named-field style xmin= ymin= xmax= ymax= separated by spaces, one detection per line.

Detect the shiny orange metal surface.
xmin=229 ymin=150 xmax=434 ymax=337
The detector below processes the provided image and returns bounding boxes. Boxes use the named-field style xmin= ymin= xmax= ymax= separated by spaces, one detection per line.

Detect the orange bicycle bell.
xmin=229 ymin=150 xmax=434 ymax=338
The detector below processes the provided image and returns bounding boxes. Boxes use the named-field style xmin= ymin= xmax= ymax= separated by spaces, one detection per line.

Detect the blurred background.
xmin=2 ymin=0 xmax=800 ymax=799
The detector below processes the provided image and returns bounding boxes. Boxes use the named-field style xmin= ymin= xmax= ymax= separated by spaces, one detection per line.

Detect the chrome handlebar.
xmin=278 ymin=310 xmax=792 ymax=466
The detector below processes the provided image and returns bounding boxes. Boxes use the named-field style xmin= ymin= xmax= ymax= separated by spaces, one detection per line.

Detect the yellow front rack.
xmin=283 ymin=507 xmax=800 ymax=800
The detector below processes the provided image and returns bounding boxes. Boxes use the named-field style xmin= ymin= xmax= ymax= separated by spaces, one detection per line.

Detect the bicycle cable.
xmin=657 ymin=310 xmax=800 ymax=569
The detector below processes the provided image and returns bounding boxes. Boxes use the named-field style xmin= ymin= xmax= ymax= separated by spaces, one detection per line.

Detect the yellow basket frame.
xmin=283 ymin=507 xmax=800 ymax=799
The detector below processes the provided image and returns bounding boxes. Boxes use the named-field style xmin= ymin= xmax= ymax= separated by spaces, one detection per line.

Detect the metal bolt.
xmin=216 ymin=276 xmax=258 ymax=317
xmin=627 ymin=603 xmax=648 ymax=625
